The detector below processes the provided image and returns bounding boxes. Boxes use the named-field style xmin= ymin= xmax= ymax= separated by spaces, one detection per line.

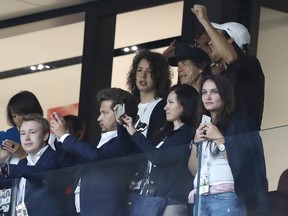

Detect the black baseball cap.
xmin=168 ymin=47 xmax=211 ymax=67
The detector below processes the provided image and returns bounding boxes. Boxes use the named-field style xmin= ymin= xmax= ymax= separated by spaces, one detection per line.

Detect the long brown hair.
xmin=200 ymin=75 xmax=235 ymax=133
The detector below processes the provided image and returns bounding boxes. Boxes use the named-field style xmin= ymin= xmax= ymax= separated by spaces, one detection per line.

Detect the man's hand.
xmin=50 ymin=112 xmax=68 ymax=139
xmin=191 ymin=4 xmax=210 ymax=25
xmin=162 ymin=39 xmax=177 ymax=59
xmin=121 ymin=115 xmax=137 ymax=136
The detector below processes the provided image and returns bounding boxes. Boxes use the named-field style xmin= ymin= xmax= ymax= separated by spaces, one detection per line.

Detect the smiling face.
xmin=177 ymin=60 xmax=203 ymax=86
xmin=201 ymin=79 xmax=223 ymax=116
xmin=97 ymin=100 xmax=117 ymax=133
xmin=164 ymin=91 xmax=183 ymax=123
xmin=135 ymin=58 xmax=155 ymax=95
xmin=20 ymin=120 xmax=48 ymax=157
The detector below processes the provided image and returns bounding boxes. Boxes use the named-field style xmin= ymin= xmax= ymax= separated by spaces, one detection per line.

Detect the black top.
xmin=221 ymin=54 xmax=265 ymax=130
xmin=131 ymin=124 xmax=195 ymax=203
xmin=146 ymin=99 xmax=167 ymax=141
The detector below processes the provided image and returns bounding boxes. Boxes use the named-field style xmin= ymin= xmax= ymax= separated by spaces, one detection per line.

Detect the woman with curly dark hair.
xmin=127 ymin=49 xmax=172 ymax=140
xmin=126 ymin=49 xmax=173 ymax=207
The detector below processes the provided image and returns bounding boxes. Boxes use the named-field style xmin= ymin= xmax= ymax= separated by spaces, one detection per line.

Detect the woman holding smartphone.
xmin=119 ymin=84 xmax=199 ymax=216
xmin=188 ymin=75 xmax=268 ymax=215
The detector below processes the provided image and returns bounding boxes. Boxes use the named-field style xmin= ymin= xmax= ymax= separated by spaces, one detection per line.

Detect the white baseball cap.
xmin=211 ymin=22 xmax=251 ymax=49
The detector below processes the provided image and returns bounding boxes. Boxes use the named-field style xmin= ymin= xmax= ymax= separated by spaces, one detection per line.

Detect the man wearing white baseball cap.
xmin=191 ymin=3 xmax=268 ymax=215
xmin=191 ymin=4 xmax=265 ymax=131
xmin=210 ymin=22 xmax=251 ymax=51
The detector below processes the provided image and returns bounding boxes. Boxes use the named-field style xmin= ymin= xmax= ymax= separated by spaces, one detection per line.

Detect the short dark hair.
xmin=6 ymin=91 xmax=43 ymax=127
xmin=127 ymin=49 xmax=172 ymax=100
xmin=19 ymin=113 xmax=50 ymax=142
xmin=63 ymin=115 xmax=85 ymax=136
xmin=97 ymin=88 xmax=138 ymax=120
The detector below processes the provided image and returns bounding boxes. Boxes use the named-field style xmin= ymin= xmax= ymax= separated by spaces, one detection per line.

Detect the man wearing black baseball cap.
xmin=168 ymin=47 xmax=211 ymax=90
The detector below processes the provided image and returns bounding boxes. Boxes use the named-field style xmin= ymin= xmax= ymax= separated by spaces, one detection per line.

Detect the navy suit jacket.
xmin=7 ymin=146 xmax=63 ymax=216
xmin=60 ymin=125 xmax=138 ymax=216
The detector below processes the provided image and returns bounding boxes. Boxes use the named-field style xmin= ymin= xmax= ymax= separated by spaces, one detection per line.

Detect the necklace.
xmin=135 ymin=99 xmax=159 ymax=128
xmin=139 ymin=99 xmax=156 ymax=114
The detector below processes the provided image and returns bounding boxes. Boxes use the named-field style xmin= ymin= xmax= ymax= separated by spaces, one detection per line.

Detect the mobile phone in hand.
xmin=116 ymin=104 xmax=125 ymax=118
xmin=201 ymin=114 xmax=211 ymax=124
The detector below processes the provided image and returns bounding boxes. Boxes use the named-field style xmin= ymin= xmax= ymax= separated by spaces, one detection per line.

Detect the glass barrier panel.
xmin=0 ymin=125 xmax=287 ymax=216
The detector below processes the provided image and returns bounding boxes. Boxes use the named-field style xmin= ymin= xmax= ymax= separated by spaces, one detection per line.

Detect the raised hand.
xmin=121 ymin=115 xmax=137 ymax=136
xmin=191 ymin=4 xmax=210 ymax=25
xmin=50 ymin=112 xmax=68 ymax=139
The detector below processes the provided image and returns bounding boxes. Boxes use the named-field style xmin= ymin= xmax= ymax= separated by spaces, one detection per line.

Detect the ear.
xmin=228 ymin=37 xmax=234 ymax=45
xmin=198 ymin=69 xmax=204 ymax=74
xmin=43 ymin=132 xmax=49 ymax=142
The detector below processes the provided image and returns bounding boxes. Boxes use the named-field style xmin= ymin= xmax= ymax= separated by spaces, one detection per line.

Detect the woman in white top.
xmin=188 ymin=75 xmax=268 ymax=215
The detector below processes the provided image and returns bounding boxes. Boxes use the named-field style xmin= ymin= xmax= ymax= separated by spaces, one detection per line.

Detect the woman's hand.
xmin=194 ymin=123 xmax=224 ymax=143
xmin=2 ymin=140 xmax=19 ymax=154
xmin=203 ymin=123 xmax=224 ymax=143
xmin=50 ymin=112 xmax=68 ymax=139
xmin=194 ymin=123 xmax=209 ymax=143
xmin=121 ymin=115 xmax=136 ymax=136
xmin=0 ymin=140 xmax=28 ymax=162
xmin=2 ymin=140 xmax=28 ymax=159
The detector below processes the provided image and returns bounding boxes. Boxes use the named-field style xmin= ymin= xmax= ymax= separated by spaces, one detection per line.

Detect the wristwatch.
xmin=218 ymin=143 xmax=226 ymax=152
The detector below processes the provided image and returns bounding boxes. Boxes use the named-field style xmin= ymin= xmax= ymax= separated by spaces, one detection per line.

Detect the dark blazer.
xmin=7 ymin=146 xmax=63 ymax=216
xmin=61 ymin=125 xmax=138 ymax=216
xmin=146 ymin=99 xmax=167 ymax=141
xmin=224 ymin=115 xmax=268 ymax=213
xmin=130 ymin=124 xmax=194 ymax=203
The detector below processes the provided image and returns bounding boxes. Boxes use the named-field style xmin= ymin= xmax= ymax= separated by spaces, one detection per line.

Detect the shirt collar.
xmin=97 ymin=130 xmax=117 ymax=148
xmin=27 ymin=145 xmax=49 ymax=166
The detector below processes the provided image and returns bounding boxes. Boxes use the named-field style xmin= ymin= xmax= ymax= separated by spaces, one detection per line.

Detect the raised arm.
xmin=191 ymin=4 xmax=238 ymax=64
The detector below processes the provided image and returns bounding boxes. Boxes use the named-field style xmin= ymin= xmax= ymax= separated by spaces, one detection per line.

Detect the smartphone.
xmin=116 ymin=104 xmax=125 ymax=118
xmin=52 ymin=112 xmax=58 ymax=121
xmin=201 ymin=114 xmax=211 ymax=124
